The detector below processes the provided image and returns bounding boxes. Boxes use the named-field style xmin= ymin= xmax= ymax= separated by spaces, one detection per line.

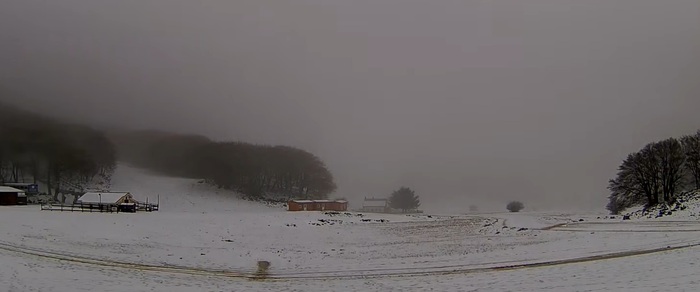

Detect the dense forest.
xmin=109 ymin=131 xmax=337 ymax=200
xmin=607 ymin=130 xmax=700 ymax=214
xmin=0 ymin=101 xmax=336 ymax=202
xmin=0 ymin=102 xmax=116 ymax=202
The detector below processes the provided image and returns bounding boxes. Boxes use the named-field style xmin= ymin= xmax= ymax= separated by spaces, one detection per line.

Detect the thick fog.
xmin=2 ymin=0 xmax=699 ymax=212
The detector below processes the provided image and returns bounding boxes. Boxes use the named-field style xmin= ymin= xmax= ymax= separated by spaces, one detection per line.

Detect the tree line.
xmin=607 ymin=131 xmax=700 ymax=214
xmin=109 ymin=130 xmax=337 ymax=200
xmin=0 ymin=102 xmax=116 ymax=202
xmin=1 ymin=101 xmax=337 ymax=202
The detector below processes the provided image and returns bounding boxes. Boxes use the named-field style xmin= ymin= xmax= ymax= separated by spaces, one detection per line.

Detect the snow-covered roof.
xmin=291 ymin=199 xmax=347 ymax=204
xmin=3 ymin=183 xmax=36 ymax=186
xmin=292 ymin=200 xmax=314 ymax=204
xmin=363 ymin=199 xmax=387 ymax=207
xmin=78 ymin=192 xmax=131 ymax=204
xmin=0 ymin=186 xmax=24 ymax=193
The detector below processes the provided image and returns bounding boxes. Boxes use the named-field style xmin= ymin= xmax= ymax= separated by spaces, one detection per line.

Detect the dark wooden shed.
xmin=0 ymin=186 xmax=25 ymax=206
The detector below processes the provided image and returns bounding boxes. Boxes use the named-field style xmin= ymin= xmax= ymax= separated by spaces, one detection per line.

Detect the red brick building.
xmin=288 ymin=200 xmax=348 ymax=212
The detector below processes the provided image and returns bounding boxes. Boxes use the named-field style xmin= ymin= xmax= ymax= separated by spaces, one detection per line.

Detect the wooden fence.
xmin=40 ymin=201 xmax=159 ymax=213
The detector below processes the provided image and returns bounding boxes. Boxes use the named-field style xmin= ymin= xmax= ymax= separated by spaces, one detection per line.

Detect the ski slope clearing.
xmin=2 ymin=164 xmax=700 ymax=291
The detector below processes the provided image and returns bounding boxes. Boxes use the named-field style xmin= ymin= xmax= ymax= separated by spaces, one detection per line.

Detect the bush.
xmin=507 ymin=201 xmax=524 ymax=212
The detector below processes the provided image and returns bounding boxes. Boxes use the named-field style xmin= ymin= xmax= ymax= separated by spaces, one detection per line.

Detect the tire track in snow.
xmin=274 ymin=240 xmax=700 ymax=280
xmin=551 ymin=229 xmax=700 ymax=233
xmin=543 ymin=221 xmax=700 ymax=233
xmin=0 ymin=241 xmax=252 ymax=279
xmin=1 ymin=238 xmax=700 ymax=281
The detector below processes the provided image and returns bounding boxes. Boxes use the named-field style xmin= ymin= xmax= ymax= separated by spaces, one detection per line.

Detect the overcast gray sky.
xmin=1 ymin=0 xmax=699 ymax=212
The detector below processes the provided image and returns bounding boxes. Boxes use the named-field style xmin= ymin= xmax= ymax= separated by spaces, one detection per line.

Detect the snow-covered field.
xmin=2 ymin=165 xmax=700 ymax=291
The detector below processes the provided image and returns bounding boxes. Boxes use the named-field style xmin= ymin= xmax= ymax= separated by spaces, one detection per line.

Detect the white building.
xmin=362 ymin=197 xmax=389 ymax=213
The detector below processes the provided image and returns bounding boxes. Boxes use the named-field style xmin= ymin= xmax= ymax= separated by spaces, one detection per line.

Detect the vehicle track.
xmin=0 ymin=240 xmax=250 ymax=279
xmin=545 ymin=221 xmax=700 ymax=233
xmin=2 ymin=237 xmax=700 ymax=281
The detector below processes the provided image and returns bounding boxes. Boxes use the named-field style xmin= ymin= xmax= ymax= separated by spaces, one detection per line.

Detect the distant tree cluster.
xmin=0 ymin=102 xmax=116 ymax=202
xmin=607 ymin=131 xmax=700 ymax=214
xmin=109 ymin=131 xmax=337 ymax=200
xmin=507 ymin=201 xmax=524 ymax=212
xmin=388 ymin=187 xmax=421 ymax=212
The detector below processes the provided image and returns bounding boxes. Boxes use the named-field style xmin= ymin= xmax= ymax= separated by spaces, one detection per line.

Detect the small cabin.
xmin=0 ymin=186 xmax=27 ymax=206
xmin=77 ymin=192 xmax=137 ymax=212
xmin=288 ymin=199 xmax=348 ymax=212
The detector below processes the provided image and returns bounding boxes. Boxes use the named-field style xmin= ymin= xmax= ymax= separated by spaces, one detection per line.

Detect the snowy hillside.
xmin=2 ymin=164 xmax=700 ymax=291
xmin=109 ymin=164 xmax=275 ymax=213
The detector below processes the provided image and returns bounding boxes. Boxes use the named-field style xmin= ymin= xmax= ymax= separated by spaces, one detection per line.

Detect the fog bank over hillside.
xmin=2 ymin=0 xmax=700 ymax=212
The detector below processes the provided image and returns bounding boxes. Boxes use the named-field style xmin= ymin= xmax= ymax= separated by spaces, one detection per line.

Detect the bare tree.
xmin=655 ymin=138 xmax=686 ymax=203
xmin=681 ymin=131 xmax=700 ymax=189
xmin=629 ymin=145 xmax=661 ymax=206
xmin=608 ymin=136 xmax=692 ymax=214
xmin=607 ymin=159 xmax=646 ymax=214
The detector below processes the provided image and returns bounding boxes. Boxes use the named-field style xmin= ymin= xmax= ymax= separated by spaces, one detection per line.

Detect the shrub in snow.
xmin=506 ymin=201 xmax=525 ymax=213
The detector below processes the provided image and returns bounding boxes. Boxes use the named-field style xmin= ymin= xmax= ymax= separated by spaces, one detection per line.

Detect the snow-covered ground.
xmin=2 ymin=164 xmax=700 ymax=291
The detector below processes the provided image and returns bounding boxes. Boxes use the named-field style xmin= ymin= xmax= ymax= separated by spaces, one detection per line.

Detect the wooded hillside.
xmin=109 ymin=130 xmax=337 ymax=200
xmin=0 ymin=102 xmax=116 ymax=202
xmin=1 ymin=101 xmax=336 ymax=201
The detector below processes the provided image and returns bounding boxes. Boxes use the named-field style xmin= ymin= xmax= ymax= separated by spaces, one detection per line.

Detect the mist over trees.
xmin=109 ymin=131 xmax=337 ymax=200
xmin=607 ymin=132 xmax=700 ymax=214
xmin=1 ymin=101 xmax=336 ymax=202
xmin=0 ymin=102 xmax=116 ymax=202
